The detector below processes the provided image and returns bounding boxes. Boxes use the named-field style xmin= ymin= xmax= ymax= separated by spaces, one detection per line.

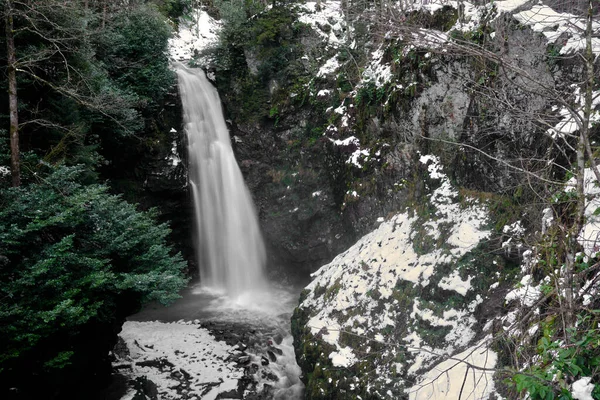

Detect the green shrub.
xmin=0 ymin=165 xmax=187 ymax=388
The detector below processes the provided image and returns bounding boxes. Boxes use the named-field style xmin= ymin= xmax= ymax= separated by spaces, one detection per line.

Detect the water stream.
xmin=152 ymin=64 xmax=306 ymax=399
xmin=177 ymin=64 xmax=267 ymax=298
xmin=130 ymin=283 xmax=304 ymax=399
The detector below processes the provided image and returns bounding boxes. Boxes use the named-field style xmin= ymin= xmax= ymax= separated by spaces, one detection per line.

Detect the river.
xmin=110 ymin=64 xmax=305 ymax=399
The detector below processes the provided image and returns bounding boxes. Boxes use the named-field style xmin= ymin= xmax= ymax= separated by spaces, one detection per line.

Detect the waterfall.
xmin=177 ymin=65 xmax=267 ymax=297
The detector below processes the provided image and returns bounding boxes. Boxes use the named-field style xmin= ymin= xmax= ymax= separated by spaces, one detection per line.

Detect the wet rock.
xmin=262 ymin=383 xmax=274 ymax=397
xmin=270 ymin=346 xmax=283 ymax=356
xmin=235 ymin=341 xmax=247 ymax=351
xmin=217 ymin=389 xmax=242 ymax=399
xmin=237 ymin=355 xmax=251 ymax=365
xmin=272 ymin=334 xmax=283 ymax=345
xmin=261 ymin=371 xmax=279 ymax=382
xmin=238 ymin=375 xmax=257 ymax=393
xmin=132 ymin=376 xmax=159 ymax=400
xmin=260 ymin=356 xmax=269 ymax=366
xmin=135 ymin=358 xmax=175 ymax=370
xmin=180 ymin=368 xmax=192 ymax=381
xmin=112 ymin=336 xmax=130 ymax=360
xmin=267 ymin=350 xmax=277 ymax=362
xmin=245 ymin=363 xmax=259 ymax=375
xmin=170 ymin=370 xmax=182 ymax=380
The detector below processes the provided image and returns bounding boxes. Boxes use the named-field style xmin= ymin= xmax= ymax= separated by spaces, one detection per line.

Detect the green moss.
xmin=313 ymin=284 xmax=326 ymax=298
xmin=298 ymin=288 xmax=311 ymax=303
xmin=324 ymin=278 xmax=343 ymax=301
xmin=337 ymin=72 xmax=353 ymax=93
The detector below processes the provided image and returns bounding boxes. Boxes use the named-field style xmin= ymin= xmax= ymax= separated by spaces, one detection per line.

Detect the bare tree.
xmin=1 ymin=0 xmax=143 ymax=186
xmin=319 ymin=0 xmax=600 ymax=396
xmin=5 ymin=0 xmax=19 ymax=187
xmin=375 ymin=0 xmax=600 ymax=332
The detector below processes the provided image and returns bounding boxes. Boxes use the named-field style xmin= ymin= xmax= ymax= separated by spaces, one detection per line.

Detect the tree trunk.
xmin=5 ymin=0 xmax=20 ymax=187
xmin=566 ymin=130 xmax=586 ymax=330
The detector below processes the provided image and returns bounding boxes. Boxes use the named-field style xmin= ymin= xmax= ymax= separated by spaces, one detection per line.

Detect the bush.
xmin=0 ymin=165 xmax=188 ymax=397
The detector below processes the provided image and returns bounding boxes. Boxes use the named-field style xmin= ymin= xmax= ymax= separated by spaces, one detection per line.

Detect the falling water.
xmin=177 ymin=65 xmax=267 ymax=297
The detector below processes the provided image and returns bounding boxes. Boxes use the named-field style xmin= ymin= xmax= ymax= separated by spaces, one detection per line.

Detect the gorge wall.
xmin=209 ymin=0 xmax=558 ymax=279
xmin=198 ymin=0 xmax=600 ymax=398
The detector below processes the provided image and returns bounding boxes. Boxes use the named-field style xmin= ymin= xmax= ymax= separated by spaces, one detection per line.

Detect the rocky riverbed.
xmin=106 ymin=285 xmax=304 ymax=400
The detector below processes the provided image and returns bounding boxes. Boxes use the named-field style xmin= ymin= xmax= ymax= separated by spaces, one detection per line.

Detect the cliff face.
xmin=211 ymin=0 xmax=561 ymax=279
xmin=291 ymin=155 xmax=507 ymax=398
xmin=102 ymin=83 xmax=195 ymax=274
xmin=201 ymin=0 xmax=600 ymax=397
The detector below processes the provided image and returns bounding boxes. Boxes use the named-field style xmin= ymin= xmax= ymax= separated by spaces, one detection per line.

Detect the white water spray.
xmin=177 ymin=65 xmax=267 ymax=297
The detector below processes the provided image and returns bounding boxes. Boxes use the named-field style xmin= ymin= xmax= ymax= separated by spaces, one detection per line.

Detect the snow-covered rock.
xmin=292 ymin=155 xmax=502 ymax=399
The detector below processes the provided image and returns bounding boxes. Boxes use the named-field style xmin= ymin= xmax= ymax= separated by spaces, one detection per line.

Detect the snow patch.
xmin=169 ymin=10 xmax=220 ymax=61
xmin=515 ymin=5 xmax=600 ymax=57
xmin=298 ymin=1 xmax=347 ymax=48
xmin=408 ymin=339 xmax=497 ymax=400
xmin=572 ymin=377 xmax=595 ymax=400
xmin=495 ymin=0 xmax=530 ymax=13
xmin=317 ymin=56 xmax=340 ymax=77
xmin=117 ymin=321 xmax=241 ymax=400
xmin=299 ymin=154 xmax=490 ymax=391
xmin=568 ymin=168 xmax=600 ymax=257
xmin=438 ymin=270 xmax=472 ymax=296
xmin=329 ymin=346 xmax=358 ymax=368
xmin=505 ymin=274 xmax=541 ymax=308
xmin=361 ymin=48 xmax=393 ymax=89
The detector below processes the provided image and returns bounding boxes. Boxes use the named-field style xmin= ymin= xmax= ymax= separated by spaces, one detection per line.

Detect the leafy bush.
xmin=0 ymin=165 xmax=187 ymax=394
xmin=510 ymin=312 xmax=600 ymax=400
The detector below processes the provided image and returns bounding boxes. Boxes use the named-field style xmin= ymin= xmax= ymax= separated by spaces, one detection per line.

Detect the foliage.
xmin=93 ymin=5 xmax=175 ymax=110
xmin=208 ymin=2 xmax=306 ymax=122
xmin=355 ymin=81 xmax=387 ymax=107
xmin=510 ymin=313 xmax=600 ymax=400
xmin=0 ymin=165 xmax=187 ymax=380
xmin=0 ymin=1 xmax=189 ymax=397
xmin=0 ymin=0 xmax=177 ymax=180
xmin=406 ymin=5 xmax=458 ymax=32
xmin=150 ymin=0 xmax=193 ymax=23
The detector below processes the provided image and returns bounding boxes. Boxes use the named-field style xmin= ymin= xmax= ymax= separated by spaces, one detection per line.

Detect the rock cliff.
xmin=197 ymin=0 xmax=600 ymax=397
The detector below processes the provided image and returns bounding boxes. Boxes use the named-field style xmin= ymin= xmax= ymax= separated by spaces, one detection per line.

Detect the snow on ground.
xmin=567 ymin=167 xmax=600 ymax=257
xmin=298 ymin=1 xmax=347 ymax=49
xmin=515 ymin=4 xmax=600 ymax=56
xmin=316 ymin=56 xmax=340 ymax=78
xmin=494 ymin=0 xmax=531 ymax=13
xmin=505 ymin=274 xmax=542 ymax=308
xmin=362 ymin=48 xmax=393 ymax=89
xmin=408 ymin=339 xmax=497 ymax=400
xmin=572 ymin=377 xmax=595 ymax=400
xmin=298 ymin=154 xmax=494 ymax=396
xmin=547 ymin=87 xmax=600 ymax=140
xmin=330 ymin=136 xmax=373 ymax=169
xmin=169 ymin=10 xmax=220 ymax=61
xmin=117 ymin=321 xmax=241 ymax=400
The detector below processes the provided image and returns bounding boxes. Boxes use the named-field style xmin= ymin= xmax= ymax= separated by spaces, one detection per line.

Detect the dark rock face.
xmin=201 ymin=1 xmax=597 ymax=399
xmin=230 ymin=116 xmax=357 ymax=278
xmin=102 ymin=82 xmax=195 ymax=275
